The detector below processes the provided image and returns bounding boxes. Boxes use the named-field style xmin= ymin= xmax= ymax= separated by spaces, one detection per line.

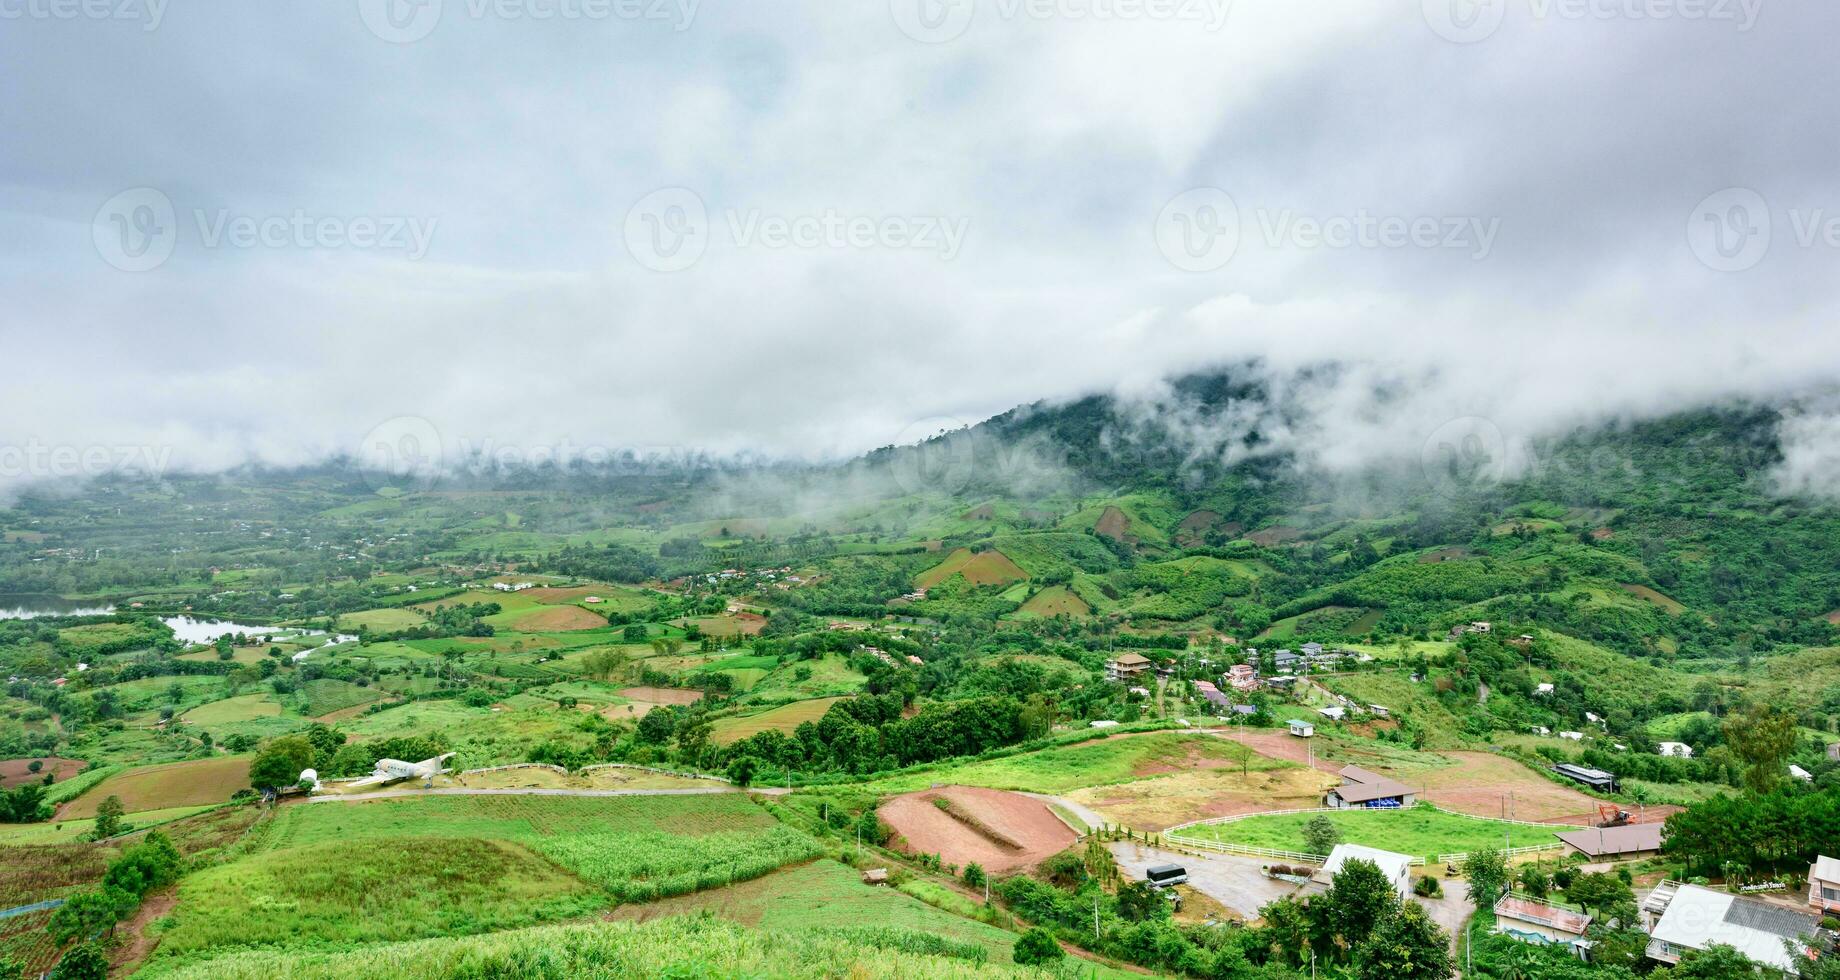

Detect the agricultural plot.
xmin=296 ymin=678 xmax=386 ymax=718
xmin=878 ymin=786 xmax=1075 ymax=873
xmin=914 ymin=548 xmax=1028 ymax=590
xmin=335 ymin=607 xmax=429 ymax=632
xmin=0 ymin=907 xmax=59 ymax=978
xmin=0 ymin=803 xmax=220 ymax=845
xmin=862 ymin=732 xmax=1283 ymax=795
xmin=742 ymin=655 xmax=867 ymax=701
xmin=1014 ymin=585 xmax=1090 ymax=618
xmin=609 ymin=858 xmax=1023 ymax=961
xmin=711 ymin=697 xmax=849 ymax=744
xmin=60 ymin=755 xmax=253 ymax=818
xmin=155 ymin=837 xmax=608 ymax=959
xmin=138 ymin=914 xmax=1033 ymax=980
xmin=260 ymin=795 xmax=815 ymax=903
xmin=486 ymin=604 xmax=611 ymax=632
xmin=0 ymin=756 xmax=84 ymax=789
xmin=179 ymin=693 xmax=281 ymax=727
xmin=1068 ymin=764 xmax=1336 ymax=832
xmin=1179 ymin=805 xmax=1561 ymax=862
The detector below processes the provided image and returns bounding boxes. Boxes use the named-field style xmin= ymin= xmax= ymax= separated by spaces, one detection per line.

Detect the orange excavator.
xmin=1598 ymin=804 xmax=1632 ymax=827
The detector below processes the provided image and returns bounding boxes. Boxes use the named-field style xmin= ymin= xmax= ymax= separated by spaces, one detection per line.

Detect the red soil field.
xmin=877 ymin=786 xmax=1075 ymax=874
xmin=0 ymin=757 xmax=85 ymax=789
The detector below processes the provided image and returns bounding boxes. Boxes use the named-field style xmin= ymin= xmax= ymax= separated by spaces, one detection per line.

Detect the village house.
xmin=1225 ymin=663 xmax=1260 ymax=693
xmin=1271 ymin=650 xmax=1304 ymax=673
xmin=1808 ymin=856 xmax=1840 ymax=914
xmin=1556 ymin=823 xmax=1664 ymax=861
xmin=1317 ymin=706 xmax=1346 ymax=722
xmin=1326 ymin=765 xmax=1416 ymax=809
xmin=1367 ymin=704 xmax=1390 ymax=719
xmin=1288 ymin=718 xmax=1315 ymax=738
xmin=1644 ymin=882 xmax=1821 ymax=973
xmin=1657 ymin=741 xmax=1693 ymax=758
xmin=1494 ymin=895 xmax=1593 ymax=951
xmin=1105 ymin=652 xmax=1152 ymax=684
xmin=1535 ymin=683 xmax=1555 ymax=696
xmin=1790 ymin=764 xmax=1815 ymax=783
xmin=1193 ymin=680 xmax=1230 ymax=710
xmin=1319 ymin=844 xmax=1414 ymax=899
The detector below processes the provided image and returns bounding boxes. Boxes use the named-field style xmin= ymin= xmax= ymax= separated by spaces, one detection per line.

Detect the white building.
xmin=1657 ymin=741 xmax=1693 ymax=758
xmin=1319 ymin=844 xmax=1414 ymax=899
xmin=1645 ymin=882 xmax=1819 ymax=973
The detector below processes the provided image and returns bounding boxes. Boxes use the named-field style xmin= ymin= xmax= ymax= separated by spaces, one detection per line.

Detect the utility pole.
xmin=1093 ymin=895 xmax=1100 ymax=942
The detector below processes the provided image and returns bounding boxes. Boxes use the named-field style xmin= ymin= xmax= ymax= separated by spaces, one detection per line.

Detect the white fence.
xmin=1165 ymin=802 xmax=1570 ymax=869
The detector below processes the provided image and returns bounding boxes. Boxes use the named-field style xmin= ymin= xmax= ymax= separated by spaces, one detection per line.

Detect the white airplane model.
xmin=344 ymin=752 xmax=456 ymax=789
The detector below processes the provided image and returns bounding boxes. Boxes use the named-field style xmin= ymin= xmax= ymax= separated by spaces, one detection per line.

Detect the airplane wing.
xmin=344 ymin=772 xmax=394 ymax=789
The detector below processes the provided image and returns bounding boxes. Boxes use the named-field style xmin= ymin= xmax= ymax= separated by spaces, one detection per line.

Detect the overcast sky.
xmin=2 ymin=0 xmax=1837 ymax=486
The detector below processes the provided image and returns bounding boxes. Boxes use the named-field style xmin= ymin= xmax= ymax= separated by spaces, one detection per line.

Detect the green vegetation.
xmin=1180 ymin=804 xmax=1561 ymax=861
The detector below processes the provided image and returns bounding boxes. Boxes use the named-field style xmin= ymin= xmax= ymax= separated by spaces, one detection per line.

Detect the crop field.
xmin=156 ymin=837 xmax=607 ymax=959
xmin=1014 ymin=584 xmax=1091 ymax=618
xmin=61 ymin=755 xmax=253 ymax=817
xmin=0 ymin=842 xmax=113 ymax=907
xmin=1179 ymin=805 xmax=1561 ymax=862
xmin=862 ymin=732 xmax=1288 ymax=795
xmin=914 ymin=548 xmax=1029 ymax=589
xmin=137 ymin=915 xmax=1040 ymax=980
xmin=485 ymin=603 xmax=610 ymax=632
xmin=710 ymin=697 xmax=849 ymax=744
xmin=297 ymin=678 xmax=386 ymax=717
xmin=180 ymin=693 xmax=282 ymax=726
xmin=743 ymin=655 xmax=868 ymax=700
xmin=609 ymin=859 xmax=1022 ymax=961
xmin=1068 ymin=764 xmax=1337 ymax=831
xmin=335 ymin=607 xmax=428 ymax=632
xmin=0 ymin=907 xmax=60 ymax=977
xmin=0 ymin=803 xmax=221 ymax=845
xmin=260 ymin=795 xmax=815 ymax=902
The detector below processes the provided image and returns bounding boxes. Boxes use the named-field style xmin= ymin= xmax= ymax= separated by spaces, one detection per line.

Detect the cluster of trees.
xmin=720 ymin=693 xmax=1026 ymax=775
xmin=46 ymin=831 xmax=181 ymax=957
xmin=0 ymin=780 xmax=51 ymax=823
xmin=247 ymin=724 xmax=450 ymax=789
xmin=1663 ymin=785 xmax=1840 ymax=880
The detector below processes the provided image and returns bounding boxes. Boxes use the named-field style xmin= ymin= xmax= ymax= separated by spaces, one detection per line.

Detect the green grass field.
xmin=1178 ymin=804 xmax=1561 ymax=861
xmin=179 ymin=694 xmax=282 ymax=726
xmin=157 ymin=837 xmax=606 ymax=959
xmin=137 ymin=915 xmax=1053 ymax=980
xmin=260 ymin=795 xmax=819 ymax=902
xmin=860 ymin=731 xmax=1288 ymax=795
xmin=336 ymin=607 xmax=429 ymax=632
xmin=297 ymin=678 xmax=386 ymax=717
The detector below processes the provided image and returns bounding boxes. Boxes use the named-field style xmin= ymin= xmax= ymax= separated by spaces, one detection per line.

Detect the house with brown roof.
xmin=1105 ymin=652 xmax=1152 ymax=683
xmin=1326 ymin=765 xmax=1416 ymax=809
xmin=1556 ymin=822 xmax=1664 ymax=860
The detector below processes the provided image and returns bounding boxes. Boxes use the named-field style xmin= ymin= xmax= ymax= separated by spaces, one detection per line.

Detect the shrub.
xmin=48 ymin=943 xmax=107 ymax=980
xmin=1013 ymin=927 xmax=1064 ymax=965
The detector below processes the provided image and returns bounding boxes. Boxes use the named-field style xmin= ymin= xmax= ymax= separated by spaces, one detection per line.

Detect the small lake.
xmin=0 ymin=594 xmax=116 ymax=620
xmin=160 ymin=616 xmax=356 ymax=652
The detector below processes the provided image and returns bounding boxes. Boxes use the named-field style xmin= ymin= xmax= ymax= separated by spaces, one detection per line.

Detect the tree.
xmin=1463 ymin=848 xmax=1509 ymax=912
xmin=1723 ymin=703 xmax=1798 ymax=794
xmin=1355 ymin=903 xmax=1453 ymax=980
xmin=0 ymin=955 xmax=23 ymax=980
xmin=963 ymin=862 xmax=986 ymax=889
xmin=1672 ymin=943 xmax=1771 ymax=978
xmin=48 ymin=942 xmax=108 ymax=980
xmin=1303 ymin=814 xmax=1342 ymax=855
xmin=725 ymin=756 xmax=757 ymax=787
xmin=1311 ymin=858 xmax=1399 ymax=958
xmin=47 ymin=891 xmax=124 ymax=945
xmin=1116 ymin=880 xmax=1170 ymax=923
xmin=1013 ymin=927 xmax=1065 ymax=965
xmin=1516 ymin=863 xmax=1550 ymax=899
xmin=247 ymin=735 xmax=315 ymax=791
xmin=90 ymin=795 xmax=125 ymax=840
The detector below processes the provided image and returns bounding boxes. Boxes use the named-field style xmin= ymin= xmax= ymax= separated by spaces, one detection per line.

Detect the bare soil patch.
xmin=525 ymin=586 xmax=608 ymax=603
xmin=1246 ymin=525 xmax=1303 ymax=547
xmin=1094 ymin=506 xmax=1135 ymax=544
xmin=512 ymin=605 xmax=609 ymax=631
xmin=1072 ymin=767 xmax=1337 ymax=831
xmin=878 ymin=785 xmax=1075 ymax=874
xmin=0 ymin=756 xmax=85 ymax=789
xmin=619 ymin=686 xmax=704 ymax=705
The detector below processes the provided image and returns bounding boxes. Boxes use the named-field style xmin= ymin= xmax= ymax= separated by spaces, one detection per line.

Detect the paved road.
xmin=1019 ymin=792 xmax=1108 ymax=832
xmin=1108 ymin=840 xmax=1312 ymax=920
